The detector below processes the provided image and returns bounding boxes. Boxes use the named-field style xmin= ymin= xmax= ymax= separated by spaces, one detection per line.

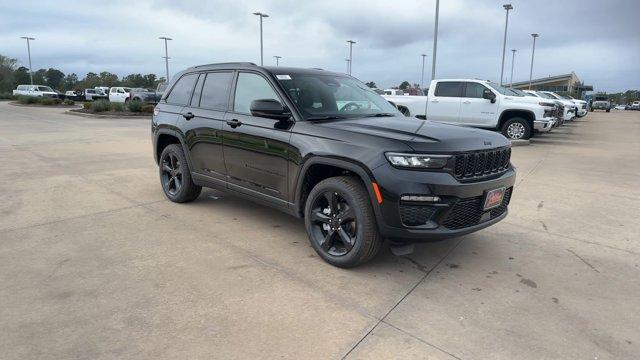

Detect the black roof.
xmin=180 ymin=62 xmax=345 ymax=77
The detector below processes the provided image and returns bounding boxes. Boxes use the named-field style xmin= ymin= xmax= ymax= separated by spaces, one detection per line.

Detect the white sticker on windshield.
xmin=276 ymin=75 xmax=291 ymax=80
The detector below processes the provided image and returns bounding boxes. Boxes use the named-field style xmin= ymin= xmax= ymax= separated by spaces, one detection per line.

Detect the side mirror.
xmin=483 ymin=89 xmax=496 ymax=103
xmin=250 ymin=99 xmax=291 ymax=120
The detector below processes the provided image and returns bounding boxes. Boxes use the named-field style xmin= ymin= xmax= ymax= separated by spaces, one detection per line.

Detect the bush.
xmin=17 ymin=95 xmax=39 ymax=104
xmin=0 ymin=92 xmax=15 ymax=100
xmin=63 ymin=99 xmax=75 ymax=106
xmin=110 ymin=102 xmax=124 ymax=112
xmin=83 ymin=102 xmax=92 ymax=110
xmin=141 ymin=104 xmax=155 ymax=114
xmin=91 ymin=99 xmax=111 ymax=112
xmin=127 ymin=99 xmax=143 ymax=112
xmin=39 ymin=97 xmax=62 ymax=105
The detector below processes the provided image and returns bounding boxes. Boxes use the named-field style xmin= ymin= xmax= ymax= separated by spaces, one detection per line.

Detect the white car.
xmin=383 ymin=79 xmax=556 ymax=140
xmin=538 ymin=91 xmax=579 ymax=120
xmin=614 ymin=105 xmax=626 ymax=110
xmin=108 ymin=87 xmax=132 ymax=103
xmin=561 ymin=95 xmax=588 ymax=117
xmin=524 ymin=90 xmax=575 ymax=122
xmin=12 ymin=84 xmax=59 ymax=98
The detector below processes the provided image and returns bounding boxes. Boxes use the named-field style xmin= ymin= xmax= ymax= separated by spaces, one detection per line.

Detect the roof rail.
xmin=194 ymin=62 xmax=257 ymax=68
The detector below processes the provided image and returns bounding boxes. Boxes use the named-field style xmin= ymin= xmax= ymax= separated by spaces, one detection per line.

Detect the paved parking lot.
xmin=1 ymin=101 xmax=639 ymax=359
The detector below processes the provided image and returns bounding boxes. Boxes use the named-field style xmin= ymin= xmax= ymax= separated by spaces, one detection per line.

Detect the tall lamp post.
xmin=420 ymin=54 xmax=427 ymax=91
xmin=20 ymin=36 xmax=35 ymax=85
xmin=431 ymin=0 xmax=439 ymax=80
xmin=158 ymin=36 xmax=172 ymax=81
xmin=346 ymin=40 xmax=356 ymax=75
xmin=345 ymin=59 xmax=350 ymax=74
xmin=273 ymin=55 xmax=281 ymax=66
xmin=509 ymin=49 xmax=516 ymax=88
xmin=253 ymin=12 xmax=269 ymax=66
xmin=529 ymin=33 xmax=539 ymax=90
xmin=499 ymin=4 xmax=513 ymax=86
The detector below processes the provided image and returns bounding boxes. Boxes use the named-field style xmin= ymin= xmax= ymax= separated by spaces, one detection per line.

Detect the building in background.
xmin=508 ymin=71 xmax=593 ymax=99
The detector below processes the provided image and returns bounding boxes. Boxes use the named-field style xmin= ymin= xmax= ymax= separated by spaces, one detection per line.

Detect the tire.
xmin=606 ymin=109 xmax=610 ymax=112
xmin=501 ymin=117 xmax=532 ymax=140
xmin=304 ymin=176 xmax=382 ymax=268
xmin=159 ymin=144 xmax=201 ymax=203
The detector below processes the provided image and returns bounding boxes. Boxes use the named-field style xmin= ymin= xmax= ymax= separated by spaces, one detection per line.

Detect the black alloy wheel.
xmin=309 ymin=191 xmax=357 ymax=256
xmin=158 ymin=144 xmax=201 ymax=203
xmin=161 ymin=152 xmax=183 ymax=197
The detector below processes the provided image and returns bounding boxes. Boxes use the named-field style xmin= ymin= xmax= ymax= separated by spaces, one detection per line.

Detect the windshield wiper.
xmin=363 ymin=113 xmax=396 ymax=117
xmin=306 ymin=115 xmax=347 ymax=121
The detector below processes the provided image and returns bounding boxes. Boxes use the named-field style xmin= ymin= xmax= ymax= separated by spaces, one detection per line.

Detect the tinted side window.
xmin=200 ymin=72 xmax=233 ymax=110
xmin=464 ymin=82 xmax=488 ymax=98
xmin=166 ymin=74 xmax=198 ymax=106
xmin=434 ymin=82 xmax=463 ymax=97
xmin=233 ymin=73 xmax=280 ymax=114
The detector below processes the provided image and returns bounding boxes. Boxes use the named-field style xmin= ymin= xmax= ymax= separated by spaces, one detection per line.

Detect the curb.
xmin=510 ymin=139 xmax=530 ymax=146
xmin=8 ymin=101 xmax=79 ymax=108
xmin=65 ymin=110 xmax=151 ymax=119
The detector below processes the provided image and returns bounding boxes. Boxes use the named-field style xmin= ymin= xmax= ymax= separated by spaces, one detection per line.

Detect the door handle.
xmin=226 ymin=119 xmax=242 ymax=128
xmin=182 ymin=112 xmax=195 ymax=120
xmin=463 ymin=100 xmax=471 ymax=104
xmin=431 ymin=99 xmax=439 ymax=103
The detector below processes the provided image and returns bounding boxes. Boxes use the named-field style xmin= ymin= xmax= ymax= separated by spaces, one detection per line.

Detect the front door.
xmin=459 ymin=82 xmax=498 ymax=127
xmin=223 ymin=72 xmax=291 ymax=203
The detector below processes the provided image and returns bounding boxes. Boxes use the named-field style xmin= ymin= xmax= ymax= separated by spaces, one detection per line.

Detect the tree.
xmin=399 ymin=81 xmax=410 ymax=90
xmin=365 ymin=81 xmax=377 ymax=88
xmin=62 ymin=73 xmax=79 ymax=91
xmin=99 ymin=71 xmax=119 ymax=87
xmin=0 ymin=54 xmax=17 ymax=92
xmin=33 ymin=69 xmax=47 ymax=85
xmin=44 ymin=68 xmax=65 ymax=89
xmin=13 ymin=67 xmax=31 ymax=86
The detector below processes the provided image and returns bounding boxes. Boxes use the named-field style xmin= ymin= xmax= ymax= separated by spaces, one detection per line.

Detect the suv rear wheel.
xmin=501 ymin=117 xmax=532 ymax=140
xmin=159 ymin=144 xmax=201 ymax=203
xmin=304 ymin=176 xmax=382 ymax=268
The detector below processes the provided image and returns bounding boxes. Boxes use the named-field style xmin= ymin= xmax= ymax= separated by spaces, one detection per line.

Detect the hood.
xmin=503 ymin=95 xmax=553 ymax=108
xmin=315 ymin=116 xmax=510 ymax=153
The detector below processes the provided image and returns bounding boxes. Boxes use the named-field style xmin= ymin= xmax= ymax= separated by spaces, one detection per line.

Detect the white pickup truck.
xmin=383 ymin=79 xmax=556 ymax=140
xmin=13 ymin=84 xmax=59 ymax=98
xmin=108 ymin=87 xmax=132 ymax=103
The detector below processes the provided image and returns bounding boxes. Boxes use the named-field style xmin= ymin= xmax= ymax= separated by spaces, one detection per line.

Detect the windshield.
xmin=537 ymin=92 xmax=556 ymax=99
xmin=37 ymin=86 xmax=54 ymax=92
xmin=486 ymin=82 xmax=514 ymax=95
xmin=276 ymin=73 xmax=400 ymax=119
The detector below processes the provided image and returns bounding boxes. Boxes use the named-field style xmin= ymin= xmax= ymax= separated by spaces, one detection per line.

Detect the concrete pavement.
xmin=0 ymin=102 xmax=638 ymax=359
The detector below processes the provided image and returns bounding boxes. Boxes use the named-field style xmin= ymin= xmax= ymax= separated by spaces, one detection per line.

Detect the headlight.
xmin=538 ymin=102 xmax=556 ymax=107
xmin=385 ymin=152 xmax=450 ymax=169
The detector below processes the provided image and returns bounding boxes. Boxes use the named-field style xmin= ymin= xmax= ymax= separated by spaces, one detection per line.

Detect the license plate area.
xmin=483 ymin=187 xmax=506 ymax=211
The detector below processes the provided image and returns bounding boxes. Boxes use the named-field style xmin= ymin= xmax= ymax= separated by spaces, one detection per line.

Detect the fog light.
xmin=401 ymin=195 xmax=441 ymax=202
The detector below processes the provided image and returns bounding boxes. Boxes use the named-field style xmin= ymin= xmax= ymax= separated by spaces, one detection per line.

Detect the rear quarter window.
xmin=166 ymin=74 xmax=198 ymax=106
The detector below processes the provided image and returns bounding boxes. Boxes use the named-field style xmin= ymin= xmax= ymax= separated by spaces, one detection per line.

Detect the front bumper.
xmin=371 ymin=163 xmax=516 ymax=242
xmin=534 ymin=119 xmax=555 ymax=132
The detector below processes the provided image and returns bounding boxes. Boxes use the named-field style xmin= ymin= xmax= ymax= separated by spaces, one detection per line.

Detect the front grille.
xmin=581 ymin=104 xmax=587 ymax=109
xmin=442 ymin=187 xmax=512 ymax=230
xmin=544 ymin=109 xmax=554 ymax=117
xmin=399 ymin=205 xmax=436 ymax=226
xmin=453 ymin=148 xmax=511 ymax=180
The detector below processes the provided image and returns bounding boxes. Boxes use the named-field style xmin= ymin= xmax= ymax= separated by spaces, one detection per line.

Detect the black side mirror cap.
xmin=250 ymin=99 xmax=291 ymax=120
xmin=483 ymin=89 xmax=497 ymax=103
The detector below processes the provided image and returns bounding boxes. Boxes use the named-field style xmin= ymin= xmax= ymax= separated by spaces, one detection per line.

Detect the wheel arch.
xmin=154 ymin=129 xmax=192 ymax=167
xmin=498 ymin=109 xmax=535 ymax=130
xmin=293 ymin=156 xmax=382 ymax=222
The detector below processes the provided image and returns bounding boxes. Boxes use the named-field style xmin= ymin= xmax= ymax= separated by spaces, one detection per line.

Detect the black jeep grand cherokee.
xmin=152 ymin=63 xmax=516 ymax=267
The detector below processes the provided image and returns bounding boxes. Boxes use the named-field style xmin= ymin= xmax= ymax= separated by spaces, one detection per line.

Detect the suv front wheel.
xmin=304 ymin=176 xmax=382 ymax=268
xmin=159 ymin=144 xmax=202 ymax=203
xmin=501 ymin=117 xmax=532 ymax=140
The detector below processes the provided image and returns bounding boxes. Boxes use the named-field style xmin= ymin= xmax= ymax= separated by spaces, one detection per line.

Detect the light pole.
xmin=253 ymin=12 xmax=269 ymax=66
xmin=509 ymin=49 xmax=516 ymax=88
xmin=420 ymin=54 xmax=427 ymax=91
xmin=20 ymin=36 xmax=35 ymax=85
xmin=499 ymin=4 xmax=513 ymax=86
xmin=158 ymin=36 xmax=172 ymax=81
xmin=273 ymin=55 xmax=281 ymax=66
xmin=346 ymin=40 xmax=356 ymax=75
xmin=431 ymin=0 xmax=439 ymax=80
xmin=345 ymin=59 xmax=350 ymax=74
xmin=529 ymin=33 xmax=539 ymax=90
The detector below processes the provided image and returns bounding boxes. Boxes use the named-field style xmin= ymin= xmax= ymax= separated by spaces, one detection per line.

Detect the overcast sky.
xmin=1 ymin=0 xmax=639 ymax=92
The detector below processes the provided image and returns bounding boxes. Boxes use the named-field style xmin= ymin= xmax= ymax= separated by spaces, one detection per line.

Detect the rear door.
xmin=223 ymin=71 xmax=292 ymax=203
xmin=181 ymin=71 xmax=233 ymax=183
xmin=428 ymin=81 xmax=463 ymax=123
xmin=460 ymin=82 xmax=498 ymax=127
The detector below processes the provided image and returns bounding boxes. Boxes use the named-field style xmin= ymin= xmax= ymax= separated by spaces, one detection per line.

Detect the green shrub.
xmin=63 ymin=99 xmax=75 ymax=105
xmin=141 ymin=104 xmax=155 ymax=114
xmin=39 ymin=97 xmax=62 ymax=105
xmin=83 ymin=102 xmax=92 ymax=110
xmin=127 ymin=99 xmax=143 ymax=112
xmin=91 ymin=99 xmax=111 ymax=112
xmin=17 ymin=95 xmax=39 ymax=104
xmin=0 ymin=92 xmax=15 ymax=100
xmin=110 ymin=102 xmax=124 ymax=112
